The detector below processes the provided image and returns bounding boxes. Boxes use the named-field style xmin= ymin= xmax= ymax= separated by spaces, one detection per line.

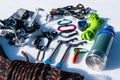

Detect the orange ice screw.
xmin=72 ymin=48 xmax=80 ymax=64
xmin=72 ymin=48 xmax=89 ymax=64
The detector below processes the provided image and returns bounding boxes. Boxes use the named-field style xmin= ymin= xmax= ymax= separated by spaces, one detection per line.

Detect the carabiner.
xmin=57 ymin=19 xmax=72 ymax=26
xmin=57 ymin=24 xmax=76 ymax=33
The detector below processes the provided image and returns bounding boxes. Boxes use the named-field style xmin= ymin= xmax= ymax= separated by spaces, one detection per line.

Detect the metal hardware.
xmin=44 ymin=38 xmax=78 ymax=64
xmin=46 ymin=3 xmax=91 ymax=21
xmin=57 ymin=24 xmax=76 ymax=33
xmin=59 ymin=31 xmax=78 ymax=38
xmin=34 ymin=31 xmax=58 ymax=62
xmin=0 ymin=8 xmax=44 ymax=46
xmin=56 ymin=41 xmax=87 ymax=68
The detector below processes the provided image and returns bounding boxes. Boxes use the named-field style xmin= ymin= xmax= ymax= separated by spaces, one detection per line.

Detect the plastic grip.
xmin=56 ymin=62 xmax=62 ymax=69
xmin=44 ymin=58 xmax=51 ymax=64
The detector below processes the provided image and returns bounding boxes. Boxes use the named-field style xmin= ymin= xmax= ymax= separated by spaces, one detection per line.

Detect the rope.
xmin=4 ymin=60 xmax=48 ymax=80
